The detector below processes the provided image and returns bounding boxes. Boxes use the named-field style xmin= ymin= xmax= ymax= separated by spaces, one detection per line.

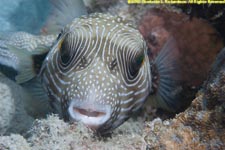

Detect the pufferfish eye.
xmin=129 ymin=51 xmax=145 ymax=78
xmin=59 ymin=33 xmax=74 ymax=65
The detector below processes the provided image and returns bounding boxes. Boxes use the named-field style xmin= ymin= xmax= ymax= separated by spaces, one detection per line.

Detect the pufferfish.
xmin=0 ymin=10 xmax=182 ymax=133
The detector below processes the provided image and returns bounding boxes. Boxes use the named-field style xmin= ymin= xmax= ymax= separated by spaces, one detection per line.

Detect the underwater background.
xmin=0 ymin=0 xmax=224 ymax=149
xmin=0 ymin=0 xmax=50 ymax=33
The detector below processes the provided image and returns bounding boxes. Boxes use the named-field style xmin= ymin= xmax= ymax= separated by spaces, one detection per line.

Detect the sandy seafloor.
xmin=0 ymin=0 xmax=225 ymax=149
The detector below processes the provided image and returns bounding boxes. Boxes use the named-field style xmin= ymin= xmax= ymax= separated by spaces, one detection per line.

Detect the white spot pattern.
xmin=41 ymin=13 xmax=152 ymax=133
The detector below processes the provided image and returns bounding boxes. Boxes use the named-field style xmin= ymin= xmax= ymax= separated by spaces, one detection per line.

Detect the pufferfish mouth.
xmin=73 ymin=107 xmax=106 ymax=117
xmin=68 ymin=100 xmax=112 ymax=129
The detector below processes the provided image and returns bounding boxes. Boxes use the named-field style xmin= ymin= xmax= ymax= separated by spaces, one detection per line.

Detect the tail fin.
xmin=149 ymin=37 xmax=183 ymax=112
xmin=43 ymin=0 xmax=87 ymax=34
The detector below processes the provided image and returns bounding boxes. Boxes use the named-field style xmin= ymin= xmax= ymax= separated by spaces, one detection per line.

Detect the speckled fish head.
xmin=41 ymin=13 xmax=151 ymax=133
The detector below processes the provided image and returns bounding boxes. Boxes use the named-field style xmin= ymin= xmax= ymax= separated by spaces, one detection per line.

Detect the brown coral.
xmin=138 ymin=8 xmax=224 ymax=88
xmin=144 ymin=49 xmax=225 ymax=149
xmin=144 ymin=94 xmax=225 ymax=149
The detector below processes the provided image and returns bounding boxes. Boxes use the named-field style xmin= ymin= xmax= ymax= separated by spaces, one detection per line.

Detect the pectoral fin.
xmin=149 ymin=37 xmax=183 ymax=112
xmin=21 ymin=77 xmax=53 ymax=118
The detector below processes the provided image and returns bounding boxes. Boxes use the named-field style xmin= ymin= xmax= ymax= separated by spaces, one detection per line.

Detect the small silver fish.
xmin=0 ymin=1 xmax=181 ymax=134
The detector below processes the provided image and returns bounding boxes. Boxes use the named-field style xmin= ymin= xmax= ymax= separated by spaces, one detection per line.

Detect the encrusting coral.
xmin=144 ymin=49 xmax=225 ymax=150
xmin=1 ymin=115 xmax=146 ymax=150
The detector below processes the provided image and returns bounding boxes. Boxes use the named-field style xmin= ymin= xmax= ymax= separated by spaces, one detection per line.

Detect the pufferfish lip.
xmin=73 ymin=107 xmax=106 ymax=117
xmin=68 ymin=100 xmax=112 ymax=128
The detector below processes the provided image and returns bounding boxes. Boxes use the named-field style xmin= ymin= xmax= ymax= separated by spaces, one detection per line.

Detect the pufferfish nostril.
xmin=73 ymin=107 xmax=106 ymax=117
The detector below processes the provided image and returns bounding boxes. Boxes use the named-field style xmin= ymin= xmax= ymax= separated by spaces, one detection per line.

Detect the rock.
xmin=0 ymin=74 xmax=34 ymax=135
xmin=0 ymin=134 xmax=30 ymax=150
xmin=204 ymin=48 xmax=225 ymax=109
xmin=144 ymin=48 xmax=225 ymax=149
xmin=26 ymin=115 xmax=145 ymax=150
xmin=0 ymin=75 xmax=16 ymax=134
xmin=0 ymin=115 xmax=145 ymax=150
xmin=138 ymin=8 xmax=223 ymax=87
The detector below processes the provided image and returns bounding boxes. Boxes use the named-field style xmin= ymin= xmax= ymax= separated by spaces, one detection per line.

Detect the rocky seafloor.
xmin=0 ymin=1 xmax=225 ymax=150
xmin=0 ymin=53 xmax=224 ymax=149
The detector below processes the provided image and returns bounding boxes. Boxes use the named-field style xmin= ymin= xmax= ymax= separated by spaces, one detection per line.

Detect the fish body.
xmin=0 ymin=2 xmax=184 ymax=134
xmin=40 ymin=13 xmax=152 ymax=132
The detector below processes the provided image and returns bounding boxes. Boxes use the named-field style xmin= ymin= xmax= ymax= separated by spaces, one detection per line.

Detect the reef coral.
xmin=138 ymin=8 xmax=223 ymax=86
xmin=0 ymin=1 xmax=225 ymax=149
xmin=0 ymin=115 xmax=146 ymax=150
xmin=144 ymin=49 xmax=225 ymax=149
xmin=1 ymin=49 xmax=224 ymax=149
xmin=144 ymin=95 xmax=225 ymax=149
xmin=0 ymin=66 xmax=224 ymax=149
